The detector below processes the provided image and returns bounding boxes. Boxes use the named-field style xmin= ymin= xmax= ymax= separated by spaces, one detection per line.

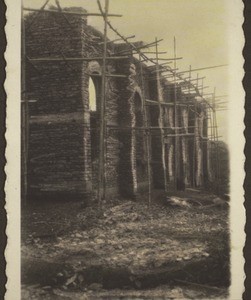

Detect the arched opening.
xmin=89 ymin=77 xmax=99 ymax=163
xmin=89 ymin=78 xmax=97 ymax=112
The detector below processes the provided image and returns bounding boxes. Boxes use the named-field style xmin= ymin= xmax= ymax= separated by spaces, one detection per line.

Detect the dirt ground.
xmin=21 ymin=189 xmax=230 ymax=299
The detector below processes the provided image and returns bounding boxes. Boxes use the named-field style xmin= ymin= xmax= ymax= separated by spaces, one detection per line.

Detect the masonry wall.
xmin=24 ymin=8 xmax=211 ymax=201
xmin=115 ymin=52 xmax=150 ymax=197
xmin=25 ymin=9 xmax=150 ymax=200
xmin=25 ymin=9 xmax=87 ymax=198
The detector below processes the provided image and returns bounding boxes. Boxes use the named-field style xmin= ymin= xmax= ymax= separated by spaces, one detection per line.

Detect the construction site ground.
xmin=21 ymin=189 xmax=230 ymax=299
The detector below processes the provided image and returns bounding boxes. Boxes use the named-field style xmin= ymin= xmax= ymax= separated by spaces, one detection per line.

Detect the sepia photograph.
xmin=5 ymin=0 xmax=245 ymax=299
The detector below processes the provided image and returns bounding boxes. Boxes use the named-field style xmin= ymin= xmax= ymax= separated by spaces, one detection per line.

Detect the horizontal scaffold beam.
xmin=115 ymin=39 xmax=164 ymax=55
xmin=139 ymin=51 xmax=167 ymax=54
xmin=23 ymin=7 xmax=122 ymax=17
xmin=146 ymin=99 xmax=193 ymax=106
xmin=87 ymin=73 xmax=127 ymax=78
xmin=148 ymin=67 xmax=178 ymax=75
xmin=164 ymin=64 xmax=228 ymax=77
xmin=107 ymin=125 xmax=197 ymax=130
xmin=150 ymin=57 xmax=183 ymax=61
xmin=28 ymin=56 xmax=130 ymax=62
xmin=165 ymin=133 xmax=194 ymax=137
xmin=21 ymin=99 xmax=37 ymax=103
xmin=98 ymin=35 xmax=136 ymax=45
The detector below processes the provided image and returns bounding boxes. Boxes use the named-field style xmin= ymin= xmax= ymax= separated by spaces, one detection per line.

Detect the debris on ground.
xmin=21 ymin=190 xmax=230 ymax=299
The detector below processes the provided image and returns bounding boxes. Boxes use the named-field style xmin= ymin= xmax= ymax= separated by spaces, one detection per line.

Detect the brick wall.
xmin=25 ymin=9 xmax=151 ymax=200
xmin=24 ymin=8 xmax=210 ymax=201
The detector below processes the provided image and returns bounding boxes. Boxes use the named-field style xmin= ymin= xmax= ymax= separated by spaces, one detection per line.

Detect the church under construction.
xmin=21 ymin=3 xmax=221 ymax=203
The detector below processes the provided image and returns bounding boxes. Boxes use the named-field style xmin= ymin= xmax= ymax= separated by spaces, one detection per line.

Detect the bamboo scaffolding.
xmin=155 ymin=37 xmax=168 ymax=193
xmin=23 ymin=7 xmax=122 ymax=17
xmin=165 ymin=133 xmax=194 ymax=137
xmin=180 ymin=77 xmax=206 ymax=83
xmin=145 ymin=57 xmax=183 ymax=61
xmin=98 ymin=35 xmax=135 ymax=44
xmin=97 ymin=14 xmax=215 ymax=113
xmin=114 ymin=39 xmax=164 ymax=55
xmin=92 ymin=1 xmax=149 ymax=65
xmin=173 ymin=37 xmax=179 ymax=190
xmin=29 ymin=56 xmax=130 ymax=62
xmin=182 ymin=85 xmax=209 ymax=91
xmin=21 ymin=2 xmax=29 ymax=205
xmin=191 ymin=68 xmax=197 ymax=187
xmin=208 ymin=111 xmax=213 ymax=173
xmin=152 ymin=61 xmax=173 ymax=67
xmin=139 ymin=55 xmax=152 ymax=206
xmin=212 ymin=89 xmax=220 ymax=193
xmin=163 ymin=64 xmax=228 ymax=77
xmin=22 ymin=0 xmax=225 ymax=200
xmin=96 ymin=0 xmax=159 ymax=201
xmin=97 ymin=0 xmax=109 ymax=204
xmin=211 ymin=103 xmax=217 ymax=189
xmin=147 ymin=67 xmax=178 ymax=75
xmin=86 ymin=73 xmax=127 ymax=78
xmin=139 ymin=51 xmax=167 ymax=54
xmin=21 ymin=99 xmax=37 ymax=103
xmin=26 ymin=0 xmax=50 ymax=30
xmin=107 ymin=126 xmax=198 ymax=130
xmin=146 ymin=102 xmax=192 ymax=107
xmin=95 ymin=6 xmax=166 ymax=74
xmin=54 ymin=0 xmax=74 ymax=29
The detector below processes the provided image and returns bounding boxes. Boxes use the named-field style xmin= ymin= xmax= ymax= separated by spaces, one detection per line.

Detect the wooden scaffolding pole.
xmin=208 ymin=106 xmax=214 ymax=182
xmin=155 ymin=37 xmax=168 ymax=193
xmin=115 ymin=39 xmax=164 ymax=55
xmin=211 ymin=102 xmax=217 ymax=189
xmin=212 ymin=88 xmax=220 ymax=194
xmin=139 ymin=56 xmax=152 ymax=206
xmin=21 ymin=2 xmax=29 ymax=205
xmin=191 ymin=70 xmax=197 ymax=187
xmin=164 ymin=64 xmax=228 ymax=77
xmin=209 ymin=92 xmax=218 ymax=192
xmin=173 ymin=37 xmax=179 ymax=191
xmin=98 ymin=0 xmax=109 ymax=204
xmin=29 ymin=56 xmax=130 ymax=62
xmin=23 ymin=7 xmax=122 ymax=17
xmin=98 ymin=35 xmax=135 ymax=45
xmin=99 ymin=15 xmax=216 ymax=117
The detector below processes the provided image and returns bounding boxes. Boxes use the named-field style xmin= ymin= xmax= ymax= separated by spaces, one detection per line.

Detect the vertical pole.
xmin=201 ymin=78 xmax=204 ymax=97
xmin=213 ymin=88 xmax=220 ymax=194
xmin=211 ymin=98 xmax=217 ymax=186
xmin=208 ymin=106 xmax=213 ymax=172
xmin=173 ymin=37 xmax=178 ymax=191
xmin=192 ymin=69 xmax=197 ymax=187
xmin=155 ymin=37 xmax=168 ymax=193
xmin=173 ymin=37 xmax=178 ymax=190
xmin=139 ymin=55 xmax=152 ymax=206
xmin=21 ymin=2 xmax=28 ymax=205
xmin=98 ymin=0 xmax=109 ymax=204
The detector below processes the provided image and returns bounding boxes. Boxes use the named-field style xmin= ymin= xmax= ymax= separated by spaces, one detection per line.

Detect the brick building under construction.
xmin=22 ymin=6 xmax=214 ymax=202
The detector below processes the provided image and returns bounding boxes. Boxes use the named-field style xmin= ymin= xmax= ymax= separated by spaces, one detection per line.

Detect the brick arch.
xmin=86 ymin=61 xmax=102 ymax=111
xmin=87 ymin=61 xmax=101 ymax=75
xmin=83 ymin=61 xmax=103 ymax=197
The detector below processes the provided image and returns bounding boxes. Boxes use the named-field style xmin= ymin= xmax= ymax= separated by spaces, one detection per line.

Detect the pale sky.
xmin=24 ymin=0 xmax=230 ymax=142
